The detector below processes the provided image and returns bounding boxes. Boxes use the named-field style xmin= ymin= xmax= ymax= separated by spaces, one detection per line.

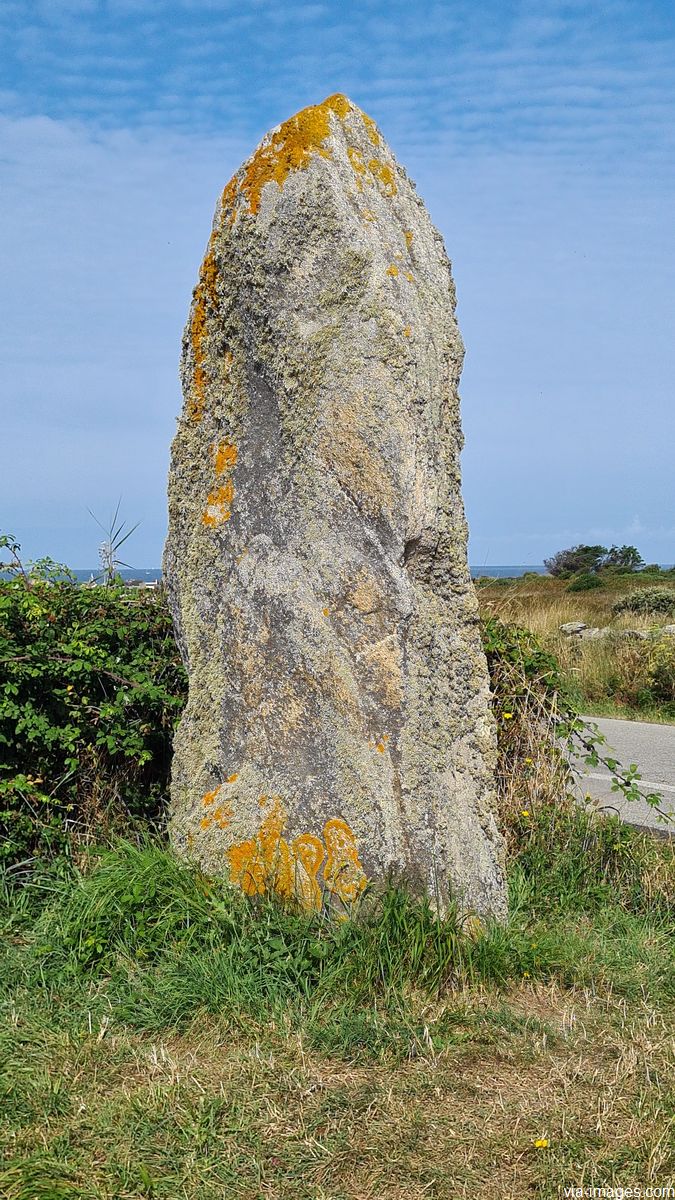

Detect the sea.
xmin=66 ymin=565 xmax=552 ymax=583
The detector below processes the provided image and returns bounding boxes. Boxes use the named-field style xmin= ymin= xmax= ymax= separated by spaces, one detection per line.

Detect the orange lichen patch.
xmin=188 ymin=240 xmax=220 ymax=422
xmin=227 ymin=837 xmax=266 ymax=896
xmin=200 ymin=816 xmax=212 ymax=831
xmin=291 ymin=834 xmax=325 ymax=910
xmin=202 ymin=787 xmax=220 ymax=807
xmin=323 ymin=818 xmax=367 ymax=904
xmin=347 ymin=146 xmax=366 ymax=175
xmin=225 ymin=800 xmax=366 ymax=911
xmin=362 ymin=113 xmax=381 ymax=146
xmin=213 ymin=803 xmax=233 ymax=829
xmin=219 ymin=174 xmax=241 ymax=227
xmin=369 ymin=731 xmax=391 ymax=753
xmin=224 ymin=93 xmax=354 ymax=221
xmin=403 ymin=326 xmax=411 ymax=337
xmin=368 ymin=159 xmax=397 ymax=196
xmin=202 ymin=479 xmax=235 ymax=527
xmin=226 ymin=772 xmax=239 ymax=784
xmin=404 ymin=230 xmax=414 ymax=249
xmin=214 ymin=440 xmax=238 ymax=475
xmin=386 ymin=263 xmax=399 ymax=278
xmin=227 ymin=798 xmax=293 ymax=902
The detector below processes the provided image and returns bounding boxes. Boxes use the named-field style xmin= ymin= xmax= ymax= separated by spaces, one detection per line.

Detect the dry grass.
xmin=478 ymin=575 xmax=675 ymax=722
xmin=1 ymin=987 xmax=672 ymax=1199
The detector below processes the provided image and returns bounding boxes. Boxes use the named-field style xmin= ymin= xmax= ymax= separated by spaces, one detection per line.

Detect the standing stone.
xmin=164 ymin=94 xmax=506 ymax=920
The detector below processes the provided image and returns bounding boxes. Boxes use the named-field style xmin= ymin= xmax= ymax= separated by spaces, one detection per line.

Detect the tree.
xmin=603 ymin=544 xmax=644 ymax=571
xmin=544 ymin=545 xmax=608 ymax=577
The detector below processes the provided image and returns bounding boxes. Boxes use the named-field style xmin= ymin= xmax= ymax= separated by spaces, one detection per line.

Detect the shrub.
xmin=646 ymin=637 xmax=675 ymax=703
xmin=567 ymin=573 xmax=603 ymax=592
xmin=612 ymin=587 xmax=675 ymax=617
xmin=0 ymin=578 xmax=187 ymax=870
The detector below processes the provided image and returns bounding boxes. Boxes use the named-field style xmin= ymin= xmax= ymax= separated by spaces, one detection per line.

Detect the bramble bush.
xmin=0 ymin=575 xmax=186 ymax=870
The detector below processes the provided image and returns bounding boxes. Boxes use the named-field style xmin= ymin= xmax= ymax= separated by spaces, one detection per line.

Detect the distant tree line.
xmin=544 ymin=544 xmax=644 ymax=578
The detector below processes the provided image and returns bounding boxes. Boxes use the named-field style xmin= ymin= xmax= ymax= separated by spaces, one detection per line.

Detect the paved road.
xmin=574 ymin=715 xmax=674 ymax=833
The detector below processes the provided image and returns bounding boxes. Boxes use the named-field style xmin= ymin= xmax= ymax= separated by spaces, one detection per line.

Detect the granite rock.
xmin=164 ymin=94 xmax=506 ymax=919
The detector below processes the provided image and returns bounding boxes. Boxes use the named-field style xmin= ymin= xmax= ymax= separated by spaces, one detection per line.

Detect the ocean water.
xmin=65 ymin=565 xmax=551 ymax=583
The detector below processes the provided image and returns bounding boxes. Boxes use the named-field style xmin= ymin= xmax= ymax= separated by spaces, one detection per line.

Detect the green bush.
xmin=646 ymin=637 xmax=675 ymax=703
xmin=0 ymin=578 xmax=186 ymax=870
xmin=567 ymin=572 xmax=603 ymax=592
xmin=612 ymin=586 xmax=675 ymax=617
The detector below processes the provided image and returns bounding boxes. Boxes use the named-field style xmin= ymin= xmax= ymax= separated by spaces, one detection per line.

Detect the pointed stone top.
xmin=220 ymin=93 xmax=389 ymax=224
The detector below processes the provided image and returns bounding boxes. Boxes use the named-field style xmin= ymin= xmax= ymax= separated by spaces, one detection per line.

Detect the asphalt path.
xmin=574 ymin=715 xmax=674 ymax=834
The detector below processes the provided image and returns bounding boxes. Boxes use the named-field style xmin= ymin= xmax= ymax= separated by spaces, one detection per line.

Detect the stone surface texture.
xmin=164 ymin=94 xmax=506 ymax=919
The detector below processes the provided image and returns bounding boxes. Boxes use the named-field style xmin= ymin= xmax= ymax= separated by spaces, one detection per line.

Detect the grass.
xmin=1 ymin=803 xmax=674 ymax=1197
xmin=477 ymin=573 xmax=675 ymax=723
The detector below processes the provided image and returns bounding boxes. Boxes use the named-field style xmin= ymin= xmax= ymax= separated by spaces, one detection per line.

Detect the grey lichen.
xmin=163 ymin=94 xmax=507 ymax=920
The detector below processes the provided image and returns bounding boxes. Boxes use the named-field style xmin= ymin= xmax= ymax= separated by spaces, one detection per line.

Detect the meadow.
xmin=476 ymin=569 xmax=675 ymax=724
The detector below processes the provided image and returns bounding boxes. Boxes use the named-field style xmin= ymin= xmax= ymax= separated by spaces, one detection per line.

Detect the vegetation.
xmin=566 ymin=571 xmax=603 ymax=592
xmin=0 ymin=569 xmax=185 ymax=872
xmin=544 ymin=542 xmax=644 ymax=578
xmin=1 ymin=799 xmax=673 ymax=1195
xmin=612 ymin=586 xmax=675 ymax=617
xmin=1 ymin=535 xmax=673 ymax=1194
xmin=478 ymin=567 xmax=675 ymax=722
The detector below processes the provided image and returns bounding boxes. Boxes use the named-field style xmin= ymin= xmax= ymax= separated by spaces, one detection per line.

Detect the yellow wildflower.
xmin=502 ymin=711 xmax=514 ymax=719
xmin=533 ymin=1137 xmax=549 ymax=1149
xmin=521 ymin=810 xmax=530 ymax=818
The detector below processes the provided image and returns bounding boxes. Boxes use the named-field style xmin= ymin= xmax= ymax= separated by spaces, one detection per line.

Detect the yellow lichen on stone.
xmin=214 ymin=440 xmax=238 ymax=475
xmin=213 ymin=803 xmax=233 ymax=829
xmin=404 ymin=230 xmax=414 ymax=249
xmin=404 ymin=270 xmax=414 ymax=283
xmin=368 ymin=159 xmax=397 ymax=196
xmin=323 ymin=818 xmax=367 ymax=903
xmin=202 ymin=479 xmax=234 ymax=527
xmin=223 ymin=93 xmax=354 ymax=221
xmin=291 ymin=833 xmax=325 ymax=910
xmin=348 ymin=570 xmax=382 ymax=613
xmin=226 ymin=800 xmax=366 ymax=910
xmin=403 ymin=325 xmax=411 ymax=337
xmin=188 ymin=239 xmax=219 ymax=422
xmin=362 ymin=209 xmax=375 ymax=222
xmin=386 ymin=263 xmax=399 ymax=277
xmin=362 ymin=113 xmax=381 ymax=146
xmin=347 ymin=147 xmax=366 ymax=175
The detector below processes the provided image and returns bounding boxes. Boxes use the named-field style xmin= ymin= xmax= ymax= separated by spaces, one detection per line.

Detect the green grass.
xmin=1 ymin=809 xmax=674 ymax=1197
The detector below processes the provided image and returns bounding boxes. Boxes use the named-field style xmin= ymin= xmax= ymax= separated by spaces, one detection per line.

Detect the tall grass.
xmin=3 ymin=805 xmax=672 ymax=1057
xmin=478 ymin=575 xmax=675 ymax=720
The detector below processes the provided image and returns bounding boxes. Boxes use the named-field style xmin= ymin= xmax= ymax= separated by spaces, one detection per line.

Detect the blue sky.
xmin=2 ymin=0 xmax=674 ymax=566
